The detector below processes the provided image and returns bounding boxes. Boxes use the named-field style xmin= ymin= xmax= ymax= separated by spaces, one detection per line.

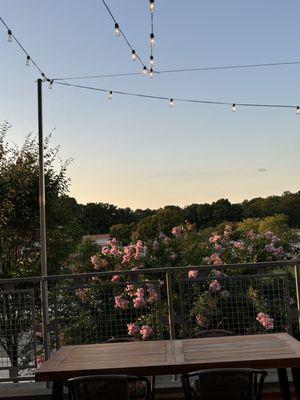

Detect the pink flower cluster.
xmin=196 ymin=315 xmax=207 ymax=327
xmin=188 ymin=269 xmax=199 ymax=279
xmin=224 ymin=224 xmax=232 ymax=239
xmin=127 ymin=323 xmax=153 ymax=340
xmin=205 ymin=253 xmax=223 ymax=266
xmin=114 ymin=295 xmax=129 ymax=310
xmin=209 ymin=279 xmax=221 ymax=293
xmin=256 ymin=312 xmax=274 ymax=330
xmin=133 ymin=288 xmax=146 ymax=309
xmin=209 ymin=234 xmax=221 ymax=244
xmin=172 ymin=226 xmax=181 ymax=237
xmin=122 ymin=240 xmax=147 ymax=264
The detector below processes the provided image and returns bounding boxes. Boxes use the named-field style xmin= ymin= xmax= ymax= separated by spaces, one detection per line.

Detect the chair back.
xmin=194 ymin=329 xmax=235 ymax=338
xmin=68 ymin=374 xmax=150 ymax=400
xmin=181 ymin=368 xmax=267 ymax=400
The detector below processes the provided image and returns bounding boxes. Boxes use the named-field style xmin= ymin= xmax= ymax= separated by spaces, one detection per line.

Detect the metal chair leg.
xmin=277 ymin=368 xmax=292 ymax=400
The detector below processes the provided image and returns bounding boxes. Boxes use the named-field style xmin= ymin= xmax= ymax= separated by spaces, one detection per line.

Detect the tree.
xmin=0 ymin=122 xmax=81 ymax=278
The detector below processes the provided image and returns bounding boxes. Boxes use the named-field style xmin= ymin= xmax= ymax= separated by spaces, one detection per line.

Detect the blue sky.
xmin=0 ymin=0 xmax=300 ymax=209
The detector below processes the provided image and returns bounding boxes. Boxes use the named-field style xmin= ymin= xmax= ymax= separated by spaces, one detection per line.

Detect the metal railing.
xmin=0 ymin=260 xmax=299 ymax=382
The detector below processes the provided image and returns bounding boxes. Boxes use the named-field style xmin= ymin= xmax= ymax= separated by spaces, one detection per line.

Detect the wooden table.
xmin=35 ymin=333 xmax=300 ymax=399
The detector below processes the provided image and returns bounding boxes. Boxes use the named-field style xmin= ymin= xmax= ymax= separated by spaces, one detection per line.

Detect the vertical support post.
xmin=294 ymin=263 xmax=300 ymax=333
xmin=37 ymin=78 xmax=50 ymax=362
xmin=165 ymin=271 xmax=175 ymax=340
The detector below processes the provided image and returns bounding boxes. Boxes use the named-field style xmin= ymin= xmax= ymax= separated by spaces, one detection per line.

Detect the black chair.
xmin=67 ymin=375 xmax=151 ymax=400
xmin=193 ymin=329 xmax=235 ymax=338
xmin=181 ymin=368 xmax=268 ymax=400
xmin=106 ymin=337 xmax=156 ymax=400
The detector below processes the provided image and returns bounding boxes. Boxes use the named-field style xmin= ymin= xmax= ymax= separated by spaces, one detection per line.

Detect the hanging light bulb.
xmin=169 ymin=98 xmax=174 ymax=108
xmin=149 ymin=0 xmax=155 ymax=13
xmin=41 ymin=73 xmax=47 ymax=82
xmin=108 ymin=91 xmax=113 ymax=100
xmin=142 ymin=66 xmax=148 ymax=76
xmin=7 ymin=29 xmax=13 ymax=42
xmin=296 ymin=106 xmax=300 ymax=115
xmin=48 ymin=80 xmax=54 ymax=89
xmin=150 ymin=55 xmax=154 ymax=67
xmin=149 ymin=68 xmax=154 ymax=78
xmin=26 ymin=55 xmax=30 ymax=66
xmin=131 ymin=50 xmax=137 ymax=61
xmin=150 ymin=33 xmax=155 ymax=47
xmin=232 ymin=103 xmax=237 ymax=112
xmin=114 ymin=23 xmax=121 ymax=37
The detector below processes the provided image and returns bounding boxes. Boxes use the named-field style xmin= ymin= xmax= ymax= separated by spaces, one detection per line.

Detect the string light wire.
xmin=52 ymin=60 xmax=300 ymax=81
xmin=0 ymin=16 xmax=49 ymax=80
xmin=53 ymin=81 xmax=298 ymax=111
xmin=100 ymin=0 xmax=147 ymax=69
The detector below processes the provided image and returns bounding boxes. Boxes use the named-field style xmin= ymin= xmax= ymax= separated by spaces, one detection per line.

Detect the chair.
xmin=193 ymin=329 xmax=235 ymax=338
xmin=106 ymin=337 xmax=156 ymax=400
xmin=181 ymin=368 xmax=268 ymax=400
xmin=67 ymin=375 xmax=151 ymax=400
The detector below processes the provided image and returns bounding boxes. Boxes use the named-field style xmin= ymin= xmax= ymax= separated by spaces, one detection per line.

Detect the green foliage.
xmin=0 ymin=122 xmax=81 ymax=277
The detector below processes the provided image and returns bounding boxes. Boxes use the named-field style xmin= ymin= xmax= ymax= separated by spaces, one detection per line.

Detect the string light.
xmin=150 ymin=55 xmax=154 ymax=67
xmin=41 ymin=73 xmax=47 ymax=82
xmin=297 ymin=106 xmax=300 ymax=115
xmin=7 ymin=29 xmax=12 ymax=42
xmin=108 ymin=90 xmax=113 ymax=99
xmin=150 ymin=33 xmax=155 ymax=47
xmin=48 ymin=80 xmax=53 ymax=89
xmin=131 ymin=50 xmax=137 ymax=61
xmin=149 ymin=0 xmax=155 ymax=13
xmin=149 ymin=68 xmax=154 ymax=78
xmin=26 ymin=55 xmax=30 ymax=66
xmin=114 ymin=23 xmax=120 ymax=37
xmin=169 ymin=98 xmax=174 ymax=108
xmin=142 ymin=66 xmax=148 ymax=76
xmin=232 ymin=103 xmax=237 ymax=112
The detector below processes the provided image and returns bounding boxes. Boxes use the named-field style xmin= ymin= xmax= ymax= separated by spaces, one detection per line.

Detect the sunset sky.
xmin=1 ymin=0 xmax=300 ymax=209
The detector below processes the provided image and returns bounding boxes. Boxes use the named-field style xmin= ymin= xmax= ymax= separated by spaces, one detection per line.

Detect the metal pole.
xmin=165 ymin=271 xmax=176 ymax=340
xmin=37 ymin=78 xmax=50 ymax=361
xmin=294 ymin=264 xmax=300 ymax=333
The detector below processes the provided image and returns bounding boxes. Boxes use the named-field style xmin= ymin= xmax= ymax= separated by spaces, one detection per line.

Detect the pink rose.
xmin=114 ymin=295 xmax=129 ymax=310
xmin=188 ymin=269 xmax=199 ymax=279
xmin=196 ymin=315 xmax=207 ymax=327
xmin=256 ymin=312 xmax=274 ymax=330
xmin=133 ymin=297 xmax=146 ymax=309
xmin=140 ymin=325 xmax=153 ymax=340
xmin=209 ymin=279 xmax=221 ymax=293
xmin=111 ymin=275 xmax=121 ymax=282
xmin=172 ymin=226 xmax=181 ymax=237
xmin=127 ymin=323 xmax=140 ymax=336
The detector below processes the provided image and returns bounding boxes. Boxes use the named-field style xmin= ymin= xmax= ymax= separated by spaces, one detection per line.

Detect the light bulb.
xmin=142 ymin=66 xmax=147 ymax=76
xmin=114 ymin=23 xmax=120 ymax=37
xmin=7 ymin=30 xmax=12 ymax=42
xmin=26 ymin=55 xmax=30 ymax=66
xmin=149 ymin=0 xmax=155 ymax=13
xmin=296 ymin=106 xmax=300 ymax=115
xmin=150 ymin=33 xmax=155 ymax=47
xmin=232 ymin=103 xmax=236 ymax=112
xmin=169 ymin=98 xmax=174 ymax=108
xmin=149 ymin=68 xmax=154 ymax=78
xmin=41 ymin=73 xmax=47 ymax=82
xmin=131 ymin=50 xmax=137 ymax=61
xmin=150 ymin=55 xmax=154 ymax=67
xmin=48 ymin=80 xmax=53 ymax=89
xmin=108 ymin=91 xmax=113 ymax=100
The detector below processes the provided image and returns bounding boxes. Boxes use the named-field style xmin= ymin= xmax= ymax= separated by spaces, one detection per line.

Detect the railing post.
xmin=165 ymin=271 xmax=176 ymax=340
xmin=294 ymin=263 xmax=300 ymax=333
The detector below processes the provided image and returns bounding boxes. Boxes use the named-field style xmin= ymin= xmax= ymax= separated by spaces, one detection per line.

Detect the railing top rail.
xmin=0 ymin=259 xmax=299 ymax=285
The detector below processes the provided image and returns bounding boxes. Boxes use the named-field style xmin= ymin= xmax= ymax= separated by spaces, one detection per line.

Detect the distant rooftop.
xmin=82 ymin=233 xmax=110 ymax=245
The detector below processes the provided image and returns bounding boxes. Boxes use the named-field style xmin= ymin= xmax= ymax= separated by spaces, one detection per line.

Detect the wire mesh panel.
xmin=53 ymin=280 xmax=163 ymax=347
xmin=179 ymin=273 xmax=290 ymax=338
xmin=0 ymin=289 xmax=36 ymax=379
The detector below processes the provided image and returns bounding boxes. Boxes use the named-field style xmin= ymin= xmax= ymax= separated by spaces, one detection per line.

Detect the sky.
xmin=0 ymin=0 xmax=300 ymax=209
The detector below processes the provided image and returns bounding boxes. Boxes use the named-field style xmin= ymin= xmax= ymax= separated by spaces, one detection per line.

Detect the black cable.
xmin=0 ymin=16 xmax=49 ymax=79
xmin=52 ymin=60 xmax=300 ymax=81
xmin=100 ymin=0 xmax=146 ymax=68
xmin=54 ymin=81 xmax=297 ymax=109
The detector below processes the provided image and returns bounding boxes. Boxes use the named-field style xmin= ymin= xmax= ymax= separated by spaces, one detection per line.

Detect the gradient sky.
xmin=0 ymin=1 xmax=300 ymax=209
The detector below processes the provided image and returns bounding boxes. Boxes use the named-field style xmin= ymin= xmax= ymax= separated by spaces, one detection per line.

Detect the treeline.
xmin=68 ymin=191 xmax=300 ymax=241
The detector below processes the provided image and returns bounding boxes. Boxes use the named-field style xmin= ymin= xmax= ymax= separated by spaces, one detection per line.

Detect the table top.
xmin=35 ymin=333 xmax=300 ymax=382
